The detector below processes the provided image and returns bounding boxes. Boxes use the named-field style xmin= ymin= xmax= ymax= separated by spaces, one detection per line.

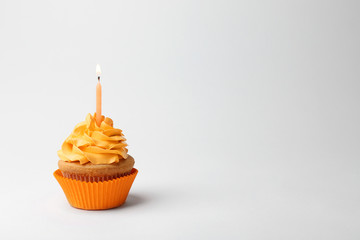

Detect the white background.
xmin=0 ymin=0 xmax=359 ymax=239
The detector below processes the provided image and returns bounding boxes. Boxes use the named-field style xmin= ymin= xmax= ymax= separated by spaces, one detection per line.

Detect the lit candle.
xmin=96 ymin=64 xmax=102 ymax=126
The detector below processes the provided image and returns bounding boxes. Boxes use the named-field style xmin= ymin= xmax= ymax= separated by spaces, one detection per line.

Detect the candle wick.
xmin=98 ymin=76 xmax=100 ymax=81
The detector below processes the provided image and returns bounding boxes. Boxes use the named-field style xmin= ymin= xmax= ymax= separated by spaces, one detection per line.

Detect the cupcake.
xmin=54 ymin=113 xmax=138 ymax=210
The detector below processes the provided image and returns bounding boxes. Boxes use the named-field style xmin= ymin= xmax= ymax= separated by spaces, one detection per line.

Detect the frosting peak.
xmin=58 ymin=113 xmax=128 ymax=164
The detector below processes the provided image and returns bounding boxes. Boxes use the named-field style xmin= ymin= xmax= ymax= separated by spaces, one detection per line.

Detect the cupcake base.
xmin=54 ymin=168 xmax=138 ymax=210
xmin=58 ymin=155 xmax=135 ymax=182
xmin=61 ymin=171 xmax=132 ymax=182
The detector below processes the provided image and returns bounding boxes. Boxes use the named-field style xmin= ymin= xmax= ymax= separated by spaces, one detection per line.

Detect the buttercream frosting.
xmin=58 ymin=113 xmax=128 ymax=164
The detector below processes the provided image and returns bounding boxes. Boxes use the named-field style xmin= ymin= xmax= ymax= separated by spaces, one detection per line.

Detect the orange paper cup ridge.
xmin=54 ymin=168 xmax=138 ymax=210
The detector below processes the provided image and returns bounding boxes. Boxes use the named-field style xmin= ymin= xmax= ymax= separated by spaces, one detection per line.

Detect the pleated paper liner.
xmin=54 ymin=168 xmax=138 ymax=210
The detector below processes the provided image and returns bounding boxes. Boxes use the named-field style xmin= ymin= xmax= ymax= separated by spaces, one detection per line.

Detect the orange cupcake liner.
xmin=54 ymin=168 xmax=138 ymax=210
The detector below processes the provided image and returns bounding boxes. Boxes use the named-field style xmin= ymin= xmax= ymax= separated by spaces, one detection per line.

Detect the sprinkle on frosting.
xmin=58 ymin=113 xmax=128 ymax=164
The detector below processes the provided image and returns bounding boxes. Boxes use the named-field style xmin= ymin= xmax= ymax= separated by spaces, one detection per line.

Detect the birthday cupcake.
xmin=54 ymin=65 xmax=138 ymax=210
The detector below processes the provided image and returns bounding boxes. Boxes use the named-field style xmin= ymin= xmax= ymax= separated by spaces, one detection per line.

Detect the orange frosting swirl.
xmin=57 ymin=113 xmax=128 ymax=164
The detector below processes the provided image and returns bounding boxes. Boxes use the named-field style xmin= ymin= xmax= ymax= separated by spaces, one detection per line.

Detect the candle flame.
xmin=96 ymin=64 xmax=102 ymax=76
